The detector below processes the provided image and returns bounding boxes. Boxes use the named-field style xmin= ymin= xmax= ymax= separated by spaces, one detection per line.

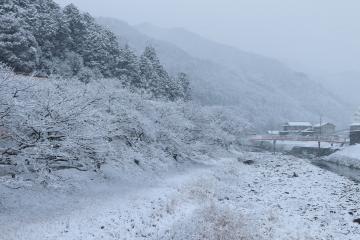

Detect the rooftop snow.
xmin=314 ymin=122 xmax=334 ymax=127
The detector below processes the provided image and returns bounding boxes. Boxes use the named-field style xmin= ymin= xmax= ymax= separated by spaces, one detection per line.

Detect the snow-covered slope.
xmin=2 ymin=152 xmax=360 ymax=239
xmin=136 ymin=23 xmax=293 ymax=76
xmin=317 ymin=71 xmax=360 ymax=108
xmin=324 ymin=144 xmax=360 ymax=169
xmin=98 ymin=18 xmax=351 ymax=130
xmin=0 ymin=65 xmax=251 ymax=176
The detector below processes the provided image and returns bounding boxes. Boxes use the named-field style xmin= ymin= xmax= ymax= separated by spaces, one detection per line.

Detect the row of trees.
xmin=0 ymin=0 xmax=190 ymax=101
xmin=0 ymin=65 xmax=248 ymax=174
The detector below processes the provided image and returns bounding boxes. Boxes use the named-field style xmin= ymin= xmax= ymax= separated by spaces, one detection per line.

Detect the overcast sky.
xmin=55 ymin=0 xmax=360 ymax=75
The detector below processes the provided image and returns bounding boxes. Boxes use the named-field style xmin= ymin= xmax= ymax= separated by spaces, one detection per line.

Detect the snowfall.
xmin=1 ymin=151 xmax=360 ymax=240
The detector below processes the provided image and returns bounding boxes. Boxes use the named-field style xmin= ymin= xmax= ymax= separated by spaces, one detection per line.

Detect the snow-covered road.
xmin=1 ymin=152 xmax=360 ymax=240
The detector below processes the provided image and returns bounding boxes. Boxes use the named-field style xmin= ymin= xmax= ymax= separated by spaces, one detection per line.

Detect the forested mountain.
xmin=136 ymin=24 xmax=353 ymax=128
xmin=99 ymin=18 xmax=351 ymax=129
xmin=0 ymin=0 xmax=189 ymax=101
xmin=0 ymin=0 xmax=351 ymax=129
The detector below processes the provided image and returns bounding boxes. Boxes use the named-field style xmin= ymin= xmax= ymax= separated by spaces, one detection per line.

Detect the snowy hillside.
xmin=0 ymin=65 xmax=250 ymax=175
xmin=2 ymin=1 xmax=360 ymax=239
xmin=136 ymin=23 xmax=352 ymax=127
xmin=317 ymin=71 xmax=360 ymax=108
xmin=99 ymin=18 xmax=351 ymax=129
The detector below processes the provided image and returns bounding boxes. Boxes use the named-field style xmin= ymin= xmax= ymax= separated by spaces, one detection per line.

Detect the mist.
xmin=55 ymin=0 xmax=360 ymax=76
xmin=3 ymin=1 xmax=360 ymax=239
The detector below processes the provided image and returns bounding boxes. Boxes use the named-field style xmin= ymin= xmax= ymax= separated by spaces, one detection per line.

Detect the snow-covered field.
xmin=324 ymin=144 xmax=360 ymax=169
xmin=1 ymin=152 xmax=360 ymax=240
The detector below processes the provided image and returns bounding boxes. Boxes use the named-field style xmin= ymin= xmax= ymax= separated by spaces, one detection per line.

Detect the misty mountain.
xmin=98 ymin=18 xmax=351 ymax=129
xmin=317 ymin=71 xmax=360 ymax=109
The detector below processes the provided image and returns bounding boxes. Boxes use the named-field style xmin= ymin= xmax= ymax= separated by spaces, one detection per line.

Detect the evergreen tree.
xmin=116 ymin=45 xmax=140 ymax=87
xmin=62 ymin=4 xmax=86 ymax=52
xmin=142 ymin=46 xmax=169 ymax=80
xmin=0 ymin=0 xmax=192 ymax=101
xmin=166 ymin=76 xmax=182 ymax=101
xmin=81 ymin=23 xmax=119 ymax=78
xmin=139 ymin=50 xmax=156 ymax=94
xmin=0 ymin=15 xmax=39 ymax=73
xmin=177 ymin=72 xmax=192 ymax=101
xmin=140 ymin=46 xmax=172 ymax=98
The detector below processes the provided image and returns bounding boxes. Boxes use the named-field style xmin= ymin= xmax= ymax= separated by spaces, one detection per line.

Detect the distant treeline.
xmin=0 ymin=0 xmax=190 ymax=101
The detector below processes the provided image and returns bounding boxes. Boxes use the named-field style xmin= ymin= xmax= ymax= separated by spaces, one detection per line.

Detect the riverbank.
xmin=1 ymin=152 xmax=359 ymax=239
xmin=324 ymin=144 xmax=360 ymax=169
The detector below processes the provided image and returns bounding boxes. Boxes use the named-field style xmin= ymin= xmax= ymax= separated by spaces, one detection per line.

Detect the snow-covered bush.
xmin=170 ymin=204 xmax=253 ymax=240
xmin=0 ymin=66 xmax=250 ymax=176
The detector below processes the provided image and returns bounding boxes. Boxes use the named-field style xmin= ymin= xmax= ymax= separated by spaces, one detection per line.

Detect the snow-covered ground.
xmin=1 ymin=152 xmax=360 ymax=240
xmin=324 ymin=144 xmax=360 ymax=169
xmin=258 ymin=140 xmax=340 ymax=152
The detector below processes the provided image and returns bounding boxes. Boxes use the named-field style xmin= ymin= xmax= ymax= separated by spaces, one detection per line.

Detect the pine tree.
xmin=82 ymin=23 xmax=119 ymax=78
xmin=177 ymin=72 xmax=192 ymax=101
xmin=0 ymin=0 xmax=192 ymax=97
xmin=116 ymin=45 xmax=140 ymax=87
xmin=31 ymin=0 xmax=61 ymax=44
xmin=62 ymin=4 xmax=86 ymax=52
xmin=139 ymin=50 xmax=157 ymax=93
xmin=139 ymin=46 xmax=173 ymax=98
xmin=142 ymin=46 xmax=169 ymax=80
xmin=166 ymin=76 xmax=182 ymax=101
xmin=0 ymin=15 xmax=39 ymax=73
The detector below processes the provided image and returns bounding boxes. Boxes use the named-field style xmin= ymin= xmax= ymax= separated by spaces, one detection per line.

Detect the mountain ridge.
xmin=98 ymin=17 xmax=351 ymax=129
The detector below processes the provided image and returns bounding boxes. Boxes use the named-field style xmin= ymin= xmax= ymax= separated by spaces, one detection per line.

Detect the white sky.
xmin=55 ymin=0 xmax=360 ymax=75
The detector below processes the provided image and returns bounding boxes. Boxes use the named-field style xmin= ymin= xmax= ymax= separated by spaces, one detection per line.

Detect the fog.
xmin=2 ymin=2 xmax=360 ymax=238
xmin=55 ymin=0 xmax=359 ymax=76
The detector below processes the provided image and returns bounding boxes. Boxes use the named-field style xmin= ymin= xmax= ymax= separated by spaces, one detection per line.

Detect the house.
xmin=313 ymin=122 xmax=336 ymax=136
xmin=281 ymin=122 xmax=313 ymax=135
xmin=350 ymin=108 xmax=360 ymax=145
xmin=267 ymin=130 xmax=280 ymax=135
xmin=350 ymin=123 xmax=360 ymax=145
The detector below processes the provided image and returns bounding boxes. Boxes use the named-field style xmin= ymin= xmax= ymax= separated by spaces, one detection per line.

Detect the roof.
xmin=268 ymin=130 xmax=280 ymax=135
xmin=314 ymin=122 xmax=335 ymax=127
xmin=284 ymin=122 xmax=312 ymax=127
xmin=301 ymin=128 xmax=315 ymax=132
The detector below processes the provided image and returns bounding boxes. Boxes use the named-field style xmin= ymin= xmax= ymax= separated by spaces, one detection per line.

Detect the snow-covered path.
xmin=1 ymin=152 xmax=360 ymax=240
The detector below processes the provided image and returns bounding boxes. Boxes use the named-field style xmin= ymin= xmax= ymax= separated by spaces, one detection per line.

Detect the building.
xmin=350 ymin=123 xmax=360 ymax=145
xmin=313 ymin=122 xmax=336 ymax=136
xmin=267 ymin=130 xmax=280 ymax=135
xmin=281 ymin=122 xmax=313 ymax=135
xmin=350 ymin=107 xmax=360 ymax=145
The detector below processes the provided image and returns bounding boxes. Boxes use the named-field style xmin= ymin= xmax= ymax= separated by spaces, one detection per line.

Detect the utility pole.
xmin=318 ymin=115 xmax=322 ymax=158
xmin=273 ymin=139 xmax=276 ymax=155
